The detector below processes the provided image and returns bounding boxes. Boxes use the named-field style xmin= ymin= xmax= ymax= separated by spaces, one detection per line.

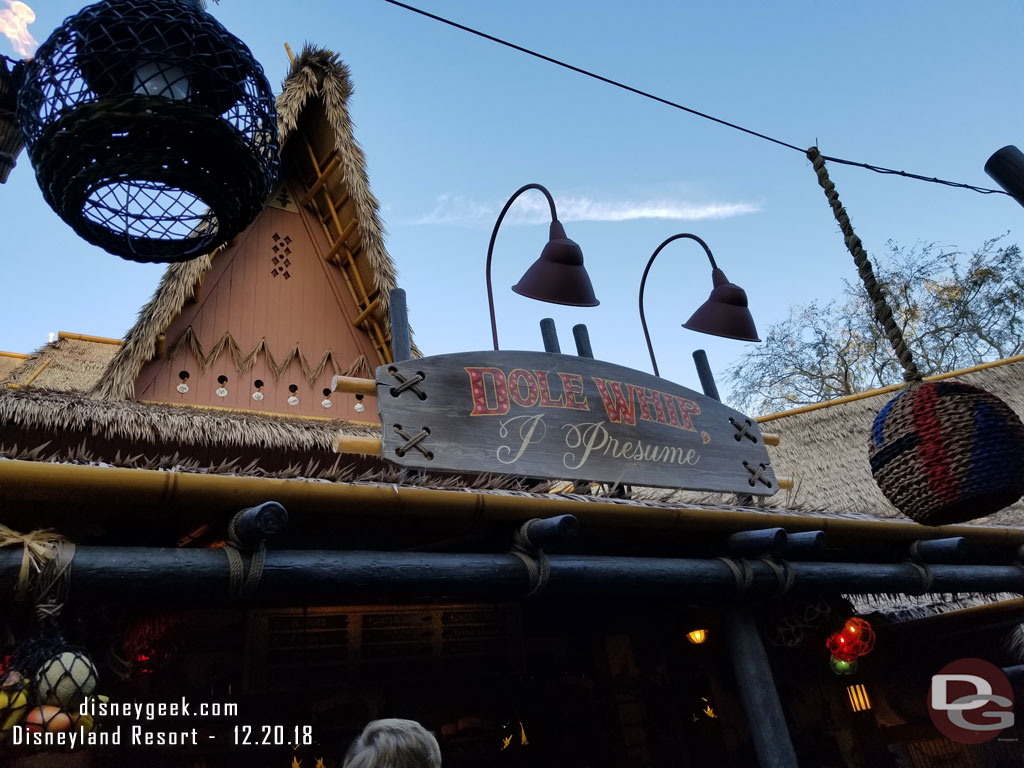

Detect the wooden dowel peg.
xmin=762 ymin=433 xmax=780 ymax=446
xmin=333 ymin=435 xmax=382 ymax=455
xmin=331 ymin=375 xmax=377 ymax=396
xmin=727 ymin=528 xmax=787 ymax=556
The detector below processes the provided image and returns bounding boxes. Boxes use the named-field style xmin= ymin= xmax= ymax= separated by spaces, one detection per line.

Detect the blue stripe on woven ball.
xmin=871 ymin=391 xmax=903 ymax=447
xmin=869 ymin=432 xmax=919 ymax=473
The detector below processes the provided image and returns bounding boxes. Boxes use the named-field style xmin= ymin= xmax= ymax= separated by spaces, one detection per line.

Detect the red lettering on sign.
xmin=466 ymin=367 xmax=510 ymax=416
xmin=660 ymin=391 xmax=681 ymax=428
xmin=630 ymin=385 xmax=668 ymax=426
xmin=593 ymin=377 xmax=637 ymax=425
xmin=508 ymin=368 xmax=540 ymax=408
xmin=534 ymin=369 xmax=566 ymax=408
xmin=558 ymin=372 xmax=589 ymax=410
xmin=672 ymin=395 xmax=701 ymax=432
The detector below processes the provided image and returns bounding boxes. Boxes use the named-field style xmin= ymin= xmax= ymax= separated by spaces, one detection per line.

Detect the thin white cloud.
xmin=414 ymin=193 xmax=760 ymax=225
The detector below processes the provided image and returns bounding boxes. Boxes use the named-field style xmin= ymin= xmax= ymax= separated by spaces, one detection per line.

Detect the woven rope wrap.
xmin=222 ymin=516 xmax=266 ymax=602
xmin=807 ymin=147 xmax=921 ymax=383
xmin=808 ymin=146 xmax=1024 ymax=524
xmin=510 ymin=520 xmax=551 ymax=599
xmin=0 ymin=525 xmax=70 ymax=601
xmin=16 ymin=0 xmax=278 ymax=262
xmin=870 ymin=380 xmax=1024 ymax=525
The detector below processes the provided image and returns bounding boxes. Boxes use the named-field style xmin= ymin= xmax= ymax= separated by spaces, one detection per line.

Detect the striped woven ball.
xmin=869 ymin=381 xmax=1024 ymax=526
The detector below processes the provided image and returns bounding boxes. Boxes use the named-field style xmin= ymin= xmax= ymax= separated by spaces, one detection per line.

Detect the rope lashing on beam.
xmin=34 ymin=540 xmax=75 ymax=620
xmin=509 ymin=519 xmax=551 ymax=599
xmin=0 ymin=524 xmax=70 ymax=601
xmin=758 ymin=555 xmax=796 ymax=598
xmin=902 ymin=560 xmax=935 ymax=595
xmin=222 ymin=515 xmax=266 ymax=602
xmin=717 ymin=556 xmax=755 ymax=598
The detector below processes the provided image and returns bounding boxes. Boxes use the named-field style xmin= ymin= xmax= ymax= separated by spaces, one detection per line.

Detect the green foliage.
xmin=728 ymin=236 xmax=1024 ymax=415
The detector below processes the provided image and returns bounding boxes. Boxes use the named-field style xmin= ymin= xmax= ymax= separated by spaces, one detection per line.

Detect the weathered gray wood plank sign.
xmin=376 ymin=351 xmax=778 ymax=495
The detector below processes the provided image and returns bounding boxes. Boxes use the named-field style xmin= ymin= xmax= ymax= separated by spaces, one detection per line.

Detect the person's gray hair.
xmin=343 ymin=718 xmax=442 ymax=768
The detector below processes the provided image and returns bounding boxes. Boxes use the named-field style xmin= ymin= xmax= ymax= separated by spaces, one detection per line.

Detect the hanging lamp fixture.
xmin=15 ymin=0 xmax=279 ymax=263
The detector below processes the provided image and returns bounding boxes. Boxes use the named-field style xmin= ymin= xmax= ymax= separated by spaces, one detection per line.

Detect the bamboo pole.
xmin=332 ymin=435 xmax=382 ymax=455
xmin=56 ymin=332 xmax=123 ymax=345
xmin=0 ymin=460 xmax=1022 ymax=546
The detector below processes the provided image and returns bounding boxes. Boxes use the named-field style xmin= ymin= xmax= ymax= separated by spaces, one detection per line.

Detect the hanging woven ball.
xmin=826 ymin=617 xmax=875 ymax=662
xmin=16 ymin=0 xmax=279 ymax=262
xmin=0 ymin=57 xmax=24 ymax=184
xmin=870 ymin=381 xmax=1024 ymax=526
xmin=35 ymin=651 xmax=98 ymax=709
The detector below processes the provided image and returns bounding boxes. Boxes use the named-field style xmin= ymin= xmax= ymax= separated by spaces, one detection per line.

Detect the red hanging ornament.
xmin=826 ymin=617 xmax=876 ymax=662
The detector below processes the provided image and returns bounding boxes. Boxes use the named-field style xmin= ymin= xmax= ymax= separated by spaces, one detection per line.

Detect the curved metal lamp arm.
xmin=486 ymin=183 xmax=559 ymax=350
xmin=638 ymin=233 xmax=718 ymax=377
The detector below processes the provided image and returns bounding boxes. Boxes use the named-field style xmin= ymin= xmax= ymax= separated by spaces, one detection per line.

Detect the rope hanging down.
xmin=806 ymin=147 xmax=922 ymax=382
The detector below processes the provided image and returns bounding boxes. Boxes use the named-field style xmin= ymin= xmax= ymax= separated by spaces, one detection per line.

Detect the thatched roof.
xmin=0 ymin=351 xmax=28 ymax=382
xmin=623 ymin=356 xmax=1024 ymax=529
xmin=757 ymin=356 xmax=1024 ymax=526
xmin=0 ymin=385 xmax=378 ymax=455
xmin=3 ymin=333 xmax=121 ymax=393
xmin=94 ymin=46 xmax=410 ymax=402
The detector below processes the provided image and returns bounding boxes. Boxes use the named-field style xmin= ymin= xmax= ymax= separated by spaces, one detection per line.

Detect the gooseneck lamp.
xmin=485 ymin=183 xmax=599 ymax=350
xmin=15 ymin=0 xmax=279 ymax=263
xmin=638 ymin=233 xmax=759 ymax=377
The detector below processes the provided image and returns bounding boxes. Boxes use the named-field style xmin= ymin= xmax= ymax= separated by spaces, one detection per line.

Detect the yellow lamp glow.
xmin=847 ymin=684 xmax=871 ymax=712
xmin=687 ymin=629 xmax=708 ymax=645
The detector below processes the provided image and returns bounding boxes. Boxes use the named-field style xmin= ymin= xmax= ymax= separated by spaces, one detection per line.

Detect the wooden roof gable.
xmin=93 ymin=47 xmax=410 ymax=420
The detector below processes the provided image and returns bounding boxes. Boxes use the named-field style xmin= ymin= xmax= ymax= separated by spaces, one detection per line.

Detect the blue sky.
xmin=2 ymin=0 xmax=1021 ymax=404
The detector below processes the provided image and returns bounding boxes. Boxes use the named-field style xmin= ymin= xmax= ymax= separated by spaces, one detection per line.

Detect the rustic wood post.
xmin=783 ymin=531 xmax=826 ymax=559
xmin=694 ymin=355 xmax=798 ymax=768
xmin=911 ymin=537 xmax=968 ymax=562
xmin=572 ymin=324 xmax=594 ymax=359
xmin=390 ymin=288 xmax=411 ymax=361
xmin=692 ymin=349 xmax=721 ymax=402
xmin=540 ymin=318 xmax=561 ymax=353
xmin=723 ymin=608 xmax=800 ymax=768
xmin=727 ymin=528 xmax=787 ymax=556
xmin=230 ymin=501 xmax=288 ymax=549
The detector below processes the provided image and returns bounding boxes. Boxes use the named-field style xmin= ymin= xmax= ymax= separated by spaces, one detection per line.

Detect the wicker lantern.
xmin=0 ymin=57 xmax=25 ymax=184
xmin=16 ymin=0 xmax=279 ymax=263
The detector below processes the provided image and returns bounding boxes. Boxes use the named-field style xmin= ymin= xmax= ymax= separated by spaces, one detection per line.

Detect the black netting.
xmin=16 ymin=0 xmax=278 ymax=262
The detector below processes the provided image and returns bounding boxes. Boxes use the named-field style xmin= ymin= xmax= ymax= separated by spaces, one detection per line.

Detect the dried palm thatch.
xmin=634 ymin=357 xmax=1024 ymax=528
xmin=94 ymin=46 xmax=412 ymax=401
xmin=0 ymin=351 xmax=28 ymax=382
xmin=758 ymin=357 xmax=1024 ymax=527
xmin=5 ymin=334 xmax=121 ymax=392
xmin=0 ymin=386 xmax=378 ymax=452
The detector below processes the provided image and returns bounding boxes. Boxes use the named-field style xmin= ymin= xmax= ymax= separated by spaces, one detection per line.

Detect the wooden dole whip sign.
xmin=369 ymin=351 xmax=778 ymax=495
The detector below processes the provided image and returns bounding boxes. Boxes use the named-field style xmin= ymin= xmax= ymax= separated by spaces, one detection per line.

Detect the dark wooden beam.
xmin=1 ymin=549 xmax=1021 ymax=606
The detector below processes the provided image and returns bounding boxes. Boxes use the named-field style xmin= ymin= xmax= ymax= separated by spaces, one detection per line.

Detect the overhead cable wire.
xmin=383 ymin=0 xmax=1010 ymax=198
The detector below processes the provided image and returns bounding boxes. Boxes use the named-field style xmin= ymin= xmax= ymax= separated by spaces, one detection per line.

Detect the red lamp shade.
xmin=512 ymin=221 xmax=599 ymax=307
